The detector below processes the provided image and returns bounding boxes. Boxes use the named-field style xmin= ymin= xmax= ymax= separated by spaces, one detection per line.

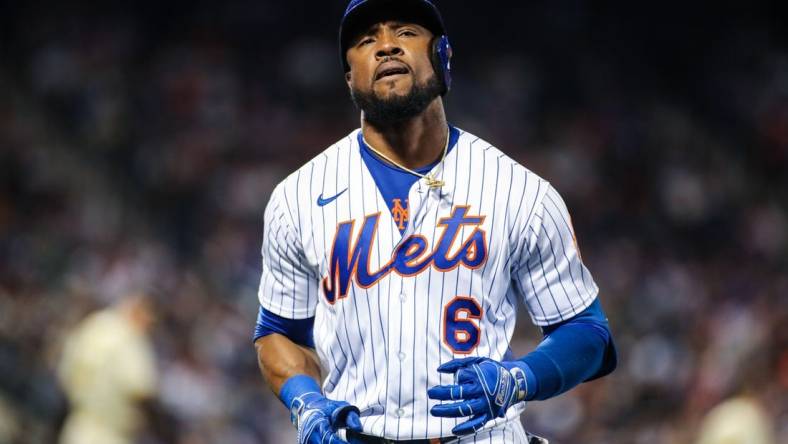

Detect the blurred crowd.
xmin=0 ymin=2 xmax=786 ymax=443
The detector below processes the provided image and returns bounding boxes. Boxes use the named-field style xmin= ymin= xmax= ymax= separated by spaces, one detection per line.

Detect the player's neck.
xmin=361 ymin=99 xmax=448 ymax=170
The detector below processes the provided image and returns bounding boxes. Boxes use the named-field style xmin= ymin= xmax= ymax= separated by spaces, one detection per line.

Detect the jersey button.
xmin=396 ymin=408 xmax=405 ymax=417
xmin=398 ymin=352 xmax=406 ymax=361
xmin=399 ymin=293 xmax=406 ymax=303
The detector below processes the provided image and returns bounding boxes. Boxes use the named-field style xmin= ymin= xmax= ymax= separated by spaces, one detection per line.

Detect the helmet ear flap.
xmin=431 ymin=35 xmax=452 ymax=95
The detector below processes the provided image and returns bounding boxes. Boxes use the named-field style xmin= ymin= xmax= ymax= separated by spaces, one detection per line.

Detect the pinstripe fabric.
xmin=258 ymin=128 xmax=596 ymax=442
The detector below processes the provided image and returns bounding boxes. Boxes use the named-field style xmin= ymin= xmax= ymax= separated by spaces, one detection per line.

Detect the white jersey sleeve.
xmin=513 ymin=184 xmax=598 ymax=326
xmin=258 ymin=183 xmax=317 ymax=320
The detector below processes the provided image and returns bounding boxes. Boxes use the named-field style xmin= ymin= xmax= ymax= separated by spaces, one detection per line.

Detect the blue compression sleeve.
xmin=504 ymin=298 xmax=617 ymax=401
xmin=279 ymin=374 xmax=322 ymax=410
xmin=253 ymin=306 xmax=315 ymax=348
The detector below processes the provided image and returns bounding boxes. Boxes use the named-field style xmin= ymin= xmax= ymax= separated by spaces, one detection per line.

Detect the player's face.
xmin=345 ymin=21 xmax=436 ymax=101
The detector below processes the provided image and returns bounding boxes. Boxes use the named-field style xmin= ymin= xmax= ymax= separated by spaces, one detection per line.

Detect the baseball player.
xmin=253 ymin=1 xmax=617 ymax=443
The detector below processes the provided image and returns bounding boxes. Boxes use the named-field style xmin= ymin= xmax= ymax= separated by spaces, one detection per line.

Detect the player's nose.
xmin=374 ymin=33 xmax=403 ymax=59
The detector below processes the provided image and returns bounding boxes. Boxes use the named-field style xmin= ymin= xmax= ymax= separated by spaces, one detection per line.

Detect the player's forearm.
xmin=515 ymin=321 xmax=610 ymax=400
xmin=506 ymin=298 xmax=617 ymax=401
xmin=255 ymin=333 xmax=322 ymax=396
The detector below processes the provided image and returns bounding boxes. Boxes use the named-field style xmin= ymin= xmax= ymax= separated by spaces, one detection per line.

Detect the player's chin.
xmin=373 ymin=76 xmax=414 ymax=97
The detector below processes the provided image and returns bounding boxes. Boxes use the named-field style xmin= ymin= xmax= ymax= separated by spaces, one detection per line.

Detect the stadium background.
xmin=0 ymin=1 xmax=786 ymax=442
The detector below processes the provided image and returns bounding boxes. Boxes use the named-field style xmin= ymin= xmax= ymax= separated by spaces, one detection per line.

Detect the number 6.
xmin=443 ymin=296 xmax=482 ymax=354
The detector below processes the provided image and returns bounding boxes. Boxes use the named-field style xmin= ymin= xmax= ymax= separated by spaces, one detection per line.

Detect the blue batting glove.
xmin=291 ymin=391 xmax=363 ymax=444
xmin=427 ymin=357 xmax=528 ymax=436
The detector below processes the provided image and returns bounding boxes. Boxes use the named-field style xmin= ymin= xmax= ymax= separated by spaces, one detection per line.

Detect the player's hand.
xmin=291 ymin=392 xmax=363 ymax=444
xmin=427 ymin=357 xmax=527 ymax=436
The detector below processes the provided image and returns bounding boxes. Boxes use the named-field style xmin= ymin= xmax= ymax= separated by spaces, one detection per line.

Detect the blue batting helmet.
xmin=339 ymin=0 xmax=453 ymax=95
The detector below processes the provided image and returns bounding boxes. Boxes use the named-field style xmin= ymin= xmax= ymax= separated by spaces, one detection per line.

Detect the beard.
xmin=351 ymin=74 xmax=443 ymax=127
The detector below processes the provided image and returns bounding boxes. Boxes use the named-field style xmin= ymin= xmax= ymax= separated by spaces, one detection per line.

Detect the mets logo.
xmin=322 ymin=205 xmax=488 ymax=304
xmin=391 ymin=198 xmax=409 ymax=230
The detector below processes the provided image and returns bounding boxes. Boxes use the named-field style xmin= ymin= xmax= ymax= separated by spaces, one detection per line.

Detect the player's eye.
xmin=358 ymin=37 xmax=375 ymax=47
xmin=398 ymin=30 xmax=417 ymax=37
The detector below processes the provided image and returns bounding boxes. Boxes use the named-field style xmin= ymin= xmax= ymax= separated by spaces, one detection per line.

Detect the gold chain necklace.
xmin=362 ymin=128 xmax=450 ymax=189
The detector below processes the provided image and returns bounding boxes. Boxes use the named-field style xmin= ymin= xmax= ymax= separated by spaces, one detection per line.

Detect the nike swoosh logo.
xmin=317 ymin=189 xmax=347 ymax=207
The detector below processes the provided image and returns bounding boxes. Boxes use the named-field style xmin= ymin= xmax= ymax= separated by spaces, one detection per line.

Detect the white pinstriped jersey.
xmin=258 ymin=127 xmax=598 ymax=441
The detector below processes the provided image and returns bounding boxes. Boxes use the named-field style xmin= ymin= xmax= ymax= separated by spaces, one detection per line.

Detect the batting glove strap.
xmin=289 ymin=391 xmax=323 ymax=428
xmin=509 ymin=366 xmax=528 ymax=403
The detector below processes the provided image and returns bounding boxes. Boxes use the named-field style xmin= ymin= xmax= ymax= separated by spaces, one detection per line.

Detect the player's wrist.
xmin=279 ymin=374 xmax=323 ymax=424
xmin=502 ymin=360 xmax=536 ymax=402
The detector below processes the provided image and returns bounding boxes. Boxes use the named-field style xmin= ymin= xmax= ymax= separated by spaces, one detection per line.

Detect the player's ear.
xmin=345 ymin=71 xmax=352 ymax=87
